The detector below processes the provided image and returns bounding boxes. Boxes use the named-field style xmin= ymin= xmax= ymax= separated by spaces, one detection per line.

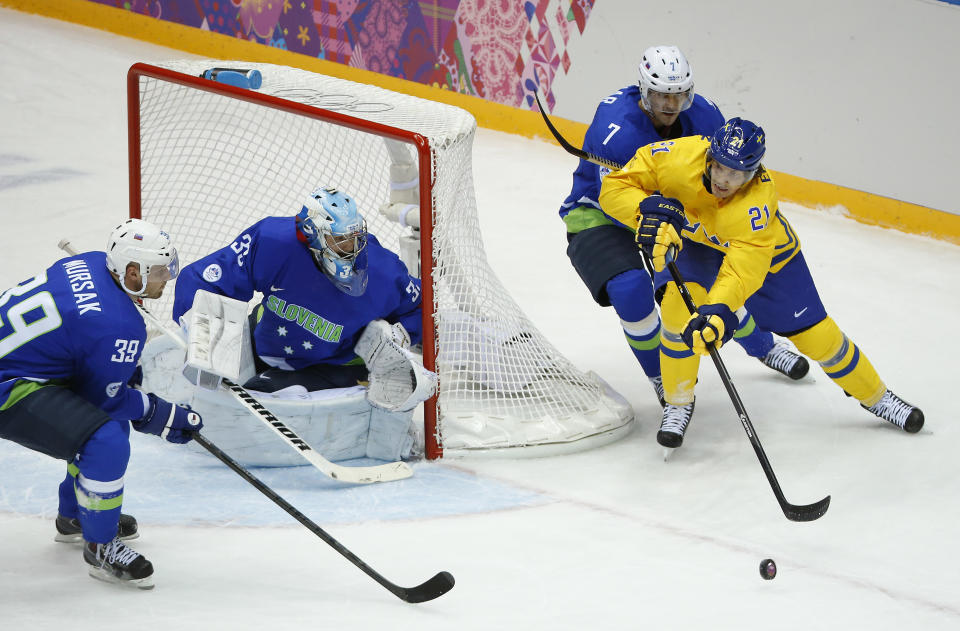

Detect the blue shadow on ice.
xmin=0 ymin=431 xmax=549 ymax=526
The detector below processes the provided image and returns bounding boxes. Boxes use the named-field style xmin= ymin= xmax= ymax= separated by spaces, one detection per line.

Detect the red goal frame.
xmin=126 ymin=63 xmax=444 ymax=459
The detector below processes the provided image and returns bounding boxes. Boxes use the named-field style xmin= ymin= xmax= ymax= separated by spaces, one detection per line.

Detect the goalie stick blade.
xmin=783 ymin=495 xmax=831 ymax=522
xmin=220 ymin=379 xmax=414 ymax=485
xmin=394 ymin=571 xmax=455 ymax=603
xmin=326 ymin=460 xmax=414 ymax=485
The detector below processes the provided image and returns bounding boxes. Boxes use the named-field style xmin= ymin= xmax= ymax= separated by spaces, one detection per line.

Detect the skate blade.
xmin=662 ymin=446 xmax=677 ymax=461
xmin=88 ymin=567 xmax=155 ymax=590
xmin=54 ymin=532 xmax=83 ymax=544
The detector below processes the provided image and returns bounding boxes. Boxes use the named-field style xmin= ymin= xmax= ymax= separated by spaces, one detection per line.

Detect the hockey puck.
xmin=759 ymin=558 xmax=777 ymax=580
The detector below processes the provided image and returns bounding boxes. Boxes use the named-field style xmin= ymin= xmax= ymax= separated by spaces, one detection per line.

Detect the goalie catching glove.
xmin=635 ymin=195 xmax=686 ymax=272
xmin=355 ymin=320 xmax=438 ymax=412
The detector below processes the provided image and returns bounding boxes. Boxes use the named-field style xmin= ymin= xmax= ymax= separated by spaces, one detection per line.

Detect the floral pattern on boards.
xmin=84 ymin=0 xmax=596 ymax=110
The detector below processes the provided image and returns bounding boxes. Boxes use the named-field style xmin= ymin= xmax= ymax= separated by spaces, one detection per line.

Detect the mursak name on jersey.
xmin=264 ymin=295 xmax=343 ymax=343
xmin=62 ymin=259 xmax=102 ymax=315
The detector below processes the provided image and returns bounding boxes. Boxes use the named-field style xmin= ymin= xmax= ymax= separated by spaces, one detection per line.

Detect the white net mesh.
xmin=133 ymin=61 xmax=633 ymax=457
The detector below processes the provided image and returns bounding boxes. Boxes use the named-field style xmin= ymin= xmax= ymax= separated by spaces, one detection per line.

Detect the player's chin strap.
xmin=57 ymin=239 xmax=413 ymax=485
xmin=355 ymin=320 xmax=439 ymax=412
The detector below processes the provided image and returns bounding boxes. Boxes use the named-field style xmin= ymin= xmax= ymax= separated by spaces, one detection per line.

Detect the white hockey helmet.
xmin=296 ymin=186 xmax=369 ymax=296
xmin=105 ymin=218 xmax=180 ymax=296
xmin=638 ymin=45 xmax=695 ymax=114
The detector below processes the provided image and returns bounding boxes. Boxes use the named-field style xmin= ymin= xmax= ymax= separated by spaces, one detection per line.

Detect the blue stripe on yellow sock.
xmin=662 ymin=345 xmax=695 ymax=359
xmin=823 ymin=345 xmax=860 ymax=379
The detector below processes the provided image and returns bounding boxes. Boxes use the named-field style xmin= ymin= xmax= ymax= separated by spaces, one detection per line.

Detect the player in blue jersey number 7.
xmin=559 ymin=45 xmax=808 ymax=411
xmin=600 ymin=118 xmax=924 ymax=449
xmin=0 ymin=219 xmax=203 ymax=589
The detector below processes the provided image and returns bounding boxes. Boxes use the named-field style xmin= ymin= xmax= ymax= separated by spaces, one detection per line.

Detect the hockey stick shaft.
xmin=664 ymin=261 xmax=830 ymax=522
xmin=57 ymin=239 xmax=412 ymax=485
xmin=191 ymin=431 xmax=454 ymax=602
xmin=533 ymin=92 xmax=622 ymax=170
xmin=532 ymin=96 xmax=829 ymax=522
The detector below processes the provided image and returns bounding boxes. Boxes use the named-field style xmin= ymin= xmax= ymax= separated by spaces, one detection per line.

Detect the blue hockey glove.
xmin=133 ymin=394 xmax=203 ymax=444
xmin=635 ymin=195 xmax=686 ymax=272
xmin=681 ymin=304 xmax=739 ymax=355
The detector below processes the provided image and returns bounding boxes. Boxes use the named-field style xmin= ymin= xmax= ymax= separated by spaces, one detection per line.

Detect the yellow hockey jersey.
xmin=598 ymin=135 xmax=800 ymax=312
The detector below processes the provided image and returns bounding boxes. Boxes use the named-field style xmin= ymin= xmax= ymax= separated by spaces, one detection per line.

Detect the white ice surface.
xmin=1 ymin=9 xmax=959 ymax=631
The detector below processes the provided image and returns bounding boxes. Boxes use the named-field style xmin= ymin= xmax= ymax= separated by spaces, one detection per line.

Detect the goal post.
xmin=128 ymin=60 xmax=634 ymax=459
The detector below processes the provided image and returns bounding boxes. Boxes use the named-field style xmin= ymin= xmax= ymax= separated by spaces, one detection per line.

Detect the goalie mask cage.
xmin=128 ymin=61 xmax=633 ymax=459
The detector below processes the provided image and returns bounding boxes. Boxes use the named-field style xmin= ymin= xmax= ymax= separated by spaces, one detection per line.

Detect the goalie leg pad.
xmin=366 ymin=406 xmax=418 ymax=461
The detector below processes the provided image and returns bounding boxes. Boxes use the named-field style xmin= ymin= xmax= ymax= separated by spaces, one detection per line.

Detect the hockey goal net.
xmin=129 ymin=61 xmax=633 ymax=459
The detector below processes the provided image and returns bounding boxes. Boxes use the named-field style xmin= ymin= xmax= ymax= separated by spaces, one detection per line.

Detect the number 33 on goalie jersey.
xmin=0 ymin=251 xmax=148 ymax=421
xmin=171 ymin=216 xmax=423 ymax=370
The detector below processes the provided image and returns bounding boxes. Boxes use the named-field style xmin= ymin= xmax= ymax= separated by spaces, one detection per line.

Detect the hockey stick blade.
xmin=674 ymin=262 xmax=830 ymax=523
xmin=58 ymin=238 xmax=413 ymax=486
xmin=533 ymin=92 xmax=623 ymax=170
xmin=393 ymin=570 xmax=456 ymax=603
xmin=192 ymin=432 xmax=454 ymax=602
xmin=783 ymin=495 xmax=831 ymax=522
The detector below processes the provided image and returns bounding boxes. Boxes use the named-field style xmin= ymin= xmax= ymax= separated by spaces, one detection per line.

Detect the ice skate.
xmin=760 ymin=341 xmax=809 ymax=380
xmin=55 ymin=513 xmax=138 ymax=543
xmin=84 ymin=537 xmax=154 ymax=589
xmin=658 ymin=399 xmax=695 ymax=458
xmin=863 ymin=389 xmax=924 ymax=433
xmin=649 ymin=376 xmax=665 ymax=407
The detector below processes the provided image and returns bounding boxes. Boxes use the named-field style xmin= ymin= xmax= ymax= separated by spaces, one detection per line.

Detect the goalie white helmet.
xmin=296 ymin=186 xmax=369 ymax=296
xmin=105 ymin=218 xmax=180 ymax=296
xmin=638 ymin=45 xmax=695 ymax=115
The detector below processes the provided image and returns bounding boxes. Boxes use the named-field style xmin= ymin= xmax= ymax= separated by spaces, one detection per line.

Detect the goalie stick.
xmin=533 ymin=93 xmax=830 ymax=522
xmin=58 ymin=239 xmax=413 ymax=485
xmin=192 ymin=432 xmax=454 ymax=602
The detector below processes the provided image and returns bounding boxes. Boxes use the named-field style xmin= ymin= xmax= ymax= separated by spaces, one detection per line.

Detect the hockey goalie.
xmin=140 ymin=185 xmax=437 ymax=466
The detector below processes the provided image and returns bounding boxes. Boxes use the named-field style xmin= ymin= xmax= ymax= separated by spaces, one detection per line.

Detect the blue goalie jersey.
xmin=559 ymin=85 xmax=725 ymax=227
xmin=172 ymin=217 xmax=423 ymax=370
xmin=0 ymin=252 xmax=148 ymax=421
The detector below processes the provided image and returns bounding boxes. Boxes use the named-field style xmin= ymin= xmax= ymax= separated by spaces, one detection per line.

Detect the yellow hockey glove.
xmin=635 ymin=195 xmax=685 ymax=272
xmin=681 ymin=304 xmax=739 ymax=356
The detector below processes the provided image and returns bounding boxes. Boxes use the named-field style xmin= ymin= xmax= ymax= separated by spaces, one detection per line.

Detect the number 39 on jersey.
xmin=0 ymin=273 xmax=63 ymax=360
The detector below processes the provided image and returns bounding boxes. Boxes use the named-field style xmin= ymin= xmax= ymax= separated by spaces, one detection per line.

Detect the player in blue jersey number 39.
xmin=0 ymin=219 xmax=203 ymax=589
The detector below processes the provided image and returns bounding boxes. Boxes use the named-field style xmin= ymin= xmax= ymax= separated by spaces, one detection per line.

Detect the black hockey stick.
xmin=533 ymin=92 xmax=830 ymax=522
xmin=192 ymin=432 xmax=455 ymax=602
xmin=532 ymin=94 xmax=622 ymax=170
xmin=663 ymin=262 xmax=830 ymax=522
